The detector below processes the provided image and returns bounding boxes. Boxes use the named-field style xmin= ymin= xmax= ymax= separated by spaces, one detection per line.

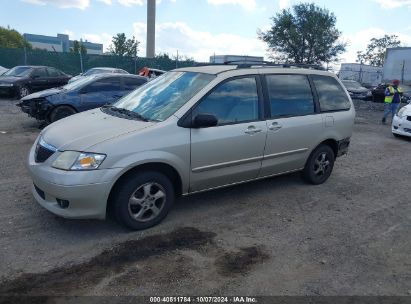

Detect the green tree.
xmin=356 ymin=35 xmax=401 ymax=67
xmin=69 ymin=40 xmax=87 ymax=55
xmin=258 ymin=3 xmax=346 ymax=65
xmin=108 ymin=33 xmax=140 ymax=57
xmin=0 ymin=26 xmax=31 ymax=49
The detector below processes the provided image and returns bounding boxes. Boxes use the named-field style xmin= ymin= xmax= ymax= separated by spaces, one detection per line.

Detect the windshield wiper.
xmin=103 ymin=105 xmax=149 ymax=122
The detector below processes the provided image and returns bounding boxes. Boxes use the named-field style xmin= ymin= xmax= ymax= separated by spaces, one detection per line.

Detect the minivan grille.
xmin=35 ymin=143 xmax=55 ymax=163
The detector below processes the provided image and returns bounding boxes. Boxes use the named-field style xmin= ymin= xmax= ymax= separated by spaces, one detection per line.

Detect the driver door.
xmin=30 ymin=68 xmax=49 ymax=92
xmin=189 ymin=76 xmax=267 ymax=192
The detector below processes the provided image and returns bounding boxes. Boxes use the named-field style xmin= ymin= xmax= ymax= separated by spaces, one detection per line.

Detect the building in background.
xmin=383 ymin=47 xmax=411 ymax=85
xmin=23 ymin=33 xmax=103 ymax=55
xmin=338 ymin=63 xmax=383 ymax=87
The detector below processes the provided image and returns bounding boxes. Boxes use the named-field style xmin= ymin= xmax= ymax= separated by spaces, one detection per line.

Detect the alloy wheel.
xmin=313 ymin=152 xmax=330 ymax=176
xmin=128 ymin=182 xmax=166 ymax=222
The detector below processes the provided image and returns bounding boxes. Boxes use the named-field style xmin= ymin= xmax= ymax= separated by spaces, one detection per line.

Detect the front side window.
xmin=194 ymin=77 xmax=259 ymax=125
xmin=266 ymin=74 xmax=315 ymax=118
xmin=31 ymin=68 xmax=48 ymax=78
xmin=114 ymin=72 xmax=215 ymax=122
xmin=312 ymin=75 xmax=351 ymax=112
xmin=85 ymin=78 xmax=121 ymax=93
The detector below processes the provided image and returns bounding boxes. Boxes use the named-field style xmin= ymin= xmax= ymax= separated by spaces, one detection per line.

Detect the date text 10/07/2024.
xmin=149 ymin=297 xmax=258 ymax=303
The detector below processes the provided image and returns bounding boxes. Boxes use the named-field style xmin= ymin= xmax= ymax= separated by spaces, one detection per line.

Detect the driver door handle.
xmin=244 ymin=125 xmax=262 ymax=135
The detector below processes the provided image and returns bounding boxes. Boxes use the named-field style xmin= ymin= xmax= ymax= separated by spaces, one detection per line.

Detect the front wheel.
xmin=49 ymin=105 xmax=77 ymax=123
xmin=18 ymin=86 xmax=30 ymax=99
xmin=113 ymin=171 xmax=175 ymax=230
xmin=302 ymin=145 xmax=335 ymax=185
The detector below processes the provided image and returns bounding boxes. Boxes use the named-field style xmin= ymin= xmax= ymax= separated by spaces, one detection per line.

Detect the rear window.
xmin=312 ymin=75 xmax=351 ymax=112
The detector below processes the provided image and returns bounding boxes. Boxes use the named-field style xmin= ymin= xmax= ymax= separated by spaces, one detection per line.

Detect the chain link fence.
xmin=0 ymin=47 xmax=198 ymax=76
xmin=338 ymin=64 xmax=383 ymax=88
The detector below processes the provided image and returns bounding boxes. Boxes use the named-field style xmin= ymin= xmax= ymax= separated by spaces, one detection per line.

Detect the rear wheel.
xmin=303 ymin=145 xmax=335 ymax=185
xmin=49 ymin=105 xmax=77 ymax=123
xmin=112 ymin=171 xmax=174 ymax=230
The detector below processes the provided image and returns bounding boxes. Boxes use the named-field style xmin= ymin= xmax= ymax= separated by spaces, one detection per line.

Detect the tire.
xmin=112 ymin=171 xmax=175 ymax=230
xmin=18 ymin=86 xmax=30 ymax=99
xmin=49 ymin=105 xmax=77 ymax=123
xmin=393 ymin=133 xmax=401 ymax=138
xmin=302 ymin=145 xmax=335 ymax=185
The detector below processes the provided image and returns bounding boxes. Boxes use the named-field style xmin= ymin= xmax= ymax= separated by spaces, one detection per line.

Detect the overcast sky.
xmin=1 ymin=0 xmax=411 ymax=64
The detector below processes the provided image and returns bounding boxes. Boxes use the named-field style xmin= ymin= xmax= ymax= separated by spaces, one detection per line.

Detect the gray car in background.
xmin=27 ymin=64 xmax=355 ymax=230
xmin=68 ymin=67 xmax=129 ymax=83
xmin=341 ymin=80 xmax=371 ymax=100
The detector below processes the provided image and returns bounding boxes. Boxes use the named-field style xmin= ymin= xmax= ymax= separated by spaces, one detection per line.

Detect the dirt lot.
xmin=0 ymin=97 xmax=410 ymax=297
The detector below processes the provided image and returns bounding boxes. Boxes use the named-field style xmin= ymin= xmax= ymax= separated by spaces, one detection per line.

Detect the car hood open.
xmin=41 ymin=109 xmax=155 ymax=151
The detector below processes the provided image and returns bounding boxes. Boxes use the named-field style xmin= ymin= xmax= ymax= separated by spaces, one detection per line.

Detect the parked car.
xmin=68 ymin=67 xmax=129 ymax=84
xmin=0 ymin=66 xmax=71 ymax=98
xmin=341 ymin=80 xmax=371 ymax=100
xmin=138 ymin=67 xmax=165 ymax=80
xmin=0 ymin=65 xmax=8 ymax=75
xmin=17 ymin=74 xmax=147 ymax=123
xmin=371 ymin=83 xmax=411 ymax=103
xmin=27 ymin=64 xmax=355 ymax=230
xmin=392 ymin=103 xmax=411 ymax=138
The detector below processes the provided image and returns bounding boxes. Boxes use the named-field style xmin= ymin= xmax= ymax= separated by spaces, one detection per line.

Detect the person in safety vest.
xmin=382 ymin=79 xmax=403 ymax=124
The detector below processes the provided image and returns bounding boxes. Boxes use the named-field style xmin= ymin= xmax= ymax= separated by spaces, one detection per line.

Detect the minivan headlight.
xmin=52 ymin=151 xmax=106 ymax=171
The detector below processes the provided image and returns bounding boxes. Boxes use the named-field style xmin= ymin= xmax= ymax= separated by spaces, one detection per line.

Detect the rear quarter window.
xmin=312 ymin=75 xmax=351 ymax=112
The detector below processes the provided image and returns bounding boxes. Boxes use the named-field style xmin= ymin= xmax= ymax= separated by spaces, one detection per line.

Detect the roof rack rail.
xmin=193 ymin=61 xmax=326 ymax=71
xmin=223 ymin=60 xmax=326 ymax=70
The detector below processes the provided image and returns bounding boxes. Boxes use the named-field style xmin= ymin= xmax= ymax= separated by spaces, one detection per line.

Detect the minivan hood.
xmin=22 ymin=87 xmax=64 ymax=100
xmin=41 ymin=109 xmax=155 ymax=151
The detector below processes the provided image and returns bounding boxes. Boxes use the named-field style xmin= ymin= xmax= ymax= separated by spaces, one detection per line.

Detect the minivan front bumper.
xmin=27 ymin=142 xmax=122 ymax=219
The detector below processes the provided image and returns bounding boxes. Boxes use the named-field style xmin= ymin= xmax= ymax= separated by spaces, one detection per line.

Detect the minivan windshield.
xmin=3 ymin=66 xmax=32 ymax=77
xmin=113 ymin=72 xmax=215 ymax=122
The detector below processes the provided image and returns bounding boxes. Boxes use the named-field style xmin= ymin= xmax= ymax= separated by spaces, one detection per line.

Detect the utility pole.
xmin=401 ymin=60 xmax=405 ymax=84
xmin=79 ymin=39 xmax=84 ymax=73
xmin=146 ymin=0 xmax=156 ymax=58
xmin=176 ymin=50 xmax=179 ymax=69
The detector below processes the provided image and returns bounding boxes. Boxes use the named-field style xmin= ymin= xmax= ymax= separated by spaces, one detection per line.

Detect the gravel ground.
xmin=0 ymin=97 xmax=410 ymax=297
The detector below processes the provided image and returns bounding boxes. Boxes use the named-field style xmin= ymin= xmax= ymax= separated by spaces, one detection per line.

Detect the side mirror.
xmin=192 ymin=113 xmax=218 ymax=128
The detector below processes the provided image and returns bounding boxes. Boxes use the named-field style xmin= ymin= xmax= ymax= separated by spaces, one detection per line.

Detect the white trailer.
xmin=383 ymin=47 xmax=411 ymax=85
xmin=210 ymin=55 xmax=264 ymax=64
xmin=338 ymin=63 xmax=383 ymax=87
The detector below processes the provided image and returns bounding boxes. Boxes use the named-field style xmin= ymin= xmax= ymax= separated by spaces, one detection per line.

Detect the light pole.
xmin=146 ymin=0 xmax=156 ymax=58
